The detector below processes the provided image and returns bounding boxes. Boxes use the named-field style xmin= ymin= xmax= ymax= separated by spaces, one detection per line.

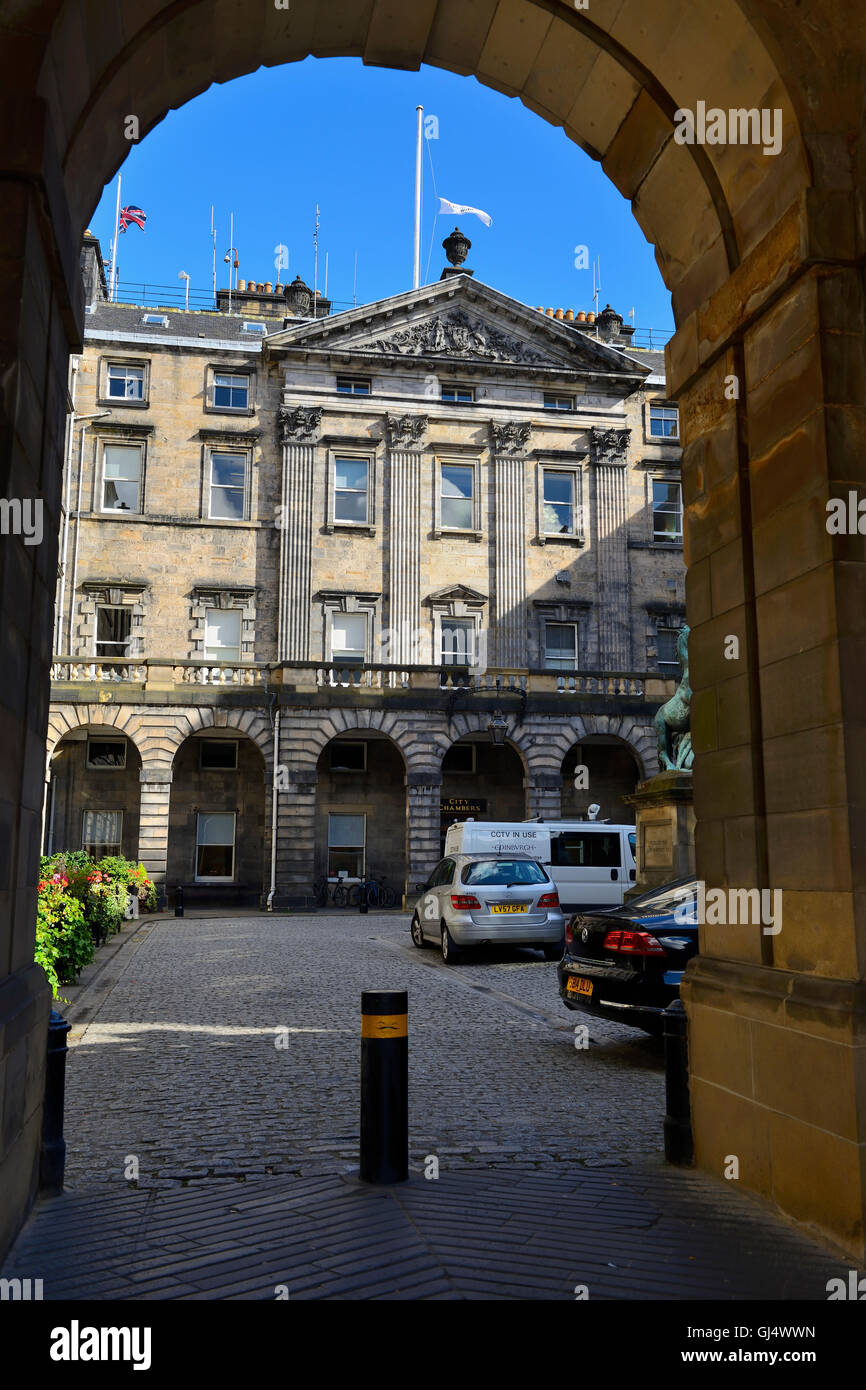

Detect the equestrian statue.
xmin=654 ymin=624 xmax=694 ymax=770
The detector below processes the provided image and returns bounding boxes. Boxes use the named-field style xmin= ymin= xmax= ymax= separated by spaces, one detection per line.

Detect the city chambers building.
xmin=45 ymin=229 xmax=684 ymax=908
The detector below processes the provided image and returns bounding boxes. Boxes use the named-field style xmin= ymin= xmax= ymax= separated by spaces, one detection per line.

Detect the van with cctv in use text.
xmin=443 ymin=820 xmax=637 ymax=914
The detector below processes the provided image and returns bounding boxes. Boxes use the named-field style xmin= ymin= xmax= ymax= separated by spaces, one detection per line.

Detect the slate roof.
xmin=84 ymin=300 xmax=291 ymax=345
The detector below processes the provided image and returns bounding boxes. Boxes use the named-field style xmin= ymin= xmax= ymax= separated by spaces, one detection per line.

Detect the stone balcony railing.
xmin=50 ymin=656 xmax=674 ymax=701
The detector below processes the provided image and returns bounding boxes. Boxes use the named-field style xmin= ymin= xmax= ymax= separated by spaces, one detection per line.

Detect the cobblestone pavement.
xmin=59 ymin=912 xmax=665 ymax=1191
xmin=7 ymin=912 xmax=859 ymax=1301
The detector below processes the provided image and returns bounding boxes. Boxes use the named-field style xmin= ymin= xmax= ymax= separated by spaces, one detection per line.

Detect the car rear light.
xmin=603 ymin=929 xmax=665 ymax=956
xmin=537 ymin=891 xmax=560 ymax=909
xmin=451 ymin=894 xmax=481 ymax=910
xmin=564 ymin=920 xmax=574 ymax=945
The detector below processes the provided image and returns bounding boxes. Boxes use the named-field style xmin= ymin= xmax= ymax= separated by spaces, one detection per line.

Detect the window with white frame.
xmin=204 ymin=608 xmax=242 ymax=662
xmin=212 ymin=373 xmax=250 ymax=410
xmin=542 ymin=469 xmax=578 ymax=535
xmin=95 ymin=606 xmax=132 ymax=659
xmin=544 ymin=622 xmax=578 ymax=671
xmin=440 ymin=462 xmax=475 ymax=530
xmin=543 ymin=392 xmax=574 ymax=411
xmin=440 ymin=617 xmax=475 ymax=666
xmin=107 ymin=363 xmax=145 ymax=400
xmin=82 ymin=810 xmax=122 ymax=858
xmin=656 ymin=623 xmax=683 ymax=673
xmin=649 ymin=402 xmax=679 ymax=439
xmin=652 ymin=480 xmax=683 ymax=542
xmin=101 ymin=441 xmax=143 ymax=512
xmin=336 ymin=376 xmax=371 ymax=395
xmin=333 ymin=457 xmax=369 ymax=524
xmin=208 ymin=451 xmax=247 ymax=520
xmin=196 ymin=812 xmax=236 ymax=879
xmin=86 ymin=737 xmax=127 ymax=769
xmin=441 ymin=385 xmax=474 ymax=403
xmin=329 ymin=612 xmax=367 ymax=666
xmin=328 ymin=813 xmax=365 ymax=878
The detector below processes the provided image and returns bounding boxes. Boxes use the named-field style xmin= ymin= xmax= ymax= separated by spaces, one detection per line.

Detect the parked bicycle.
xmin=326 ymin=873 xmax=397 ymax=909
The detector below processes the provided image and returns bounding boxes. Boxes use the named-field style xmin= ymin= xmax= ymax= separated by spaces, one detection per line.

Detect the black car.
xmin=557 ymin=877 xmax=698 ymax=1036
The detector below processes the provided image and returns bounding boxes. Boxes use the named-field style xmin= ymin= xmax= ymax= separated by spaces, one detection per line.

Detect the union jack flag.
xmin=119 ymin=205 xmax=147 ymax=233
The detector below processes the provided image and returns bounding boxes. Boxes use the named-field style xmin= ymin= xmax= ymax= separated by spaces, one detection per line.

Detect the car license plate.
xmin=490 ymin=903 xmax=527 ymax=914
xmin=566 ymin=976 xmax=593 ymax=997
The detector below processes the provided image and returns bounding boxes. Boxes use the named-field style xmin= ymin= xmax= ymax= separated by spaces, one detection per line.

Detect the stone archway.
xmin=3 ymin=0 xmax=866 ymax=1259
xmin=561 ymin=734 xmax=644 ymax=825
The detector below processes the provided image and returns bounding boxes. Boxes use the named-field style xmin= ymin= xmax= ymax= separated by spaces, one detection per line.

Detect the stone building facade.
xmin=46 ymin=233 xmax=683 ymax=906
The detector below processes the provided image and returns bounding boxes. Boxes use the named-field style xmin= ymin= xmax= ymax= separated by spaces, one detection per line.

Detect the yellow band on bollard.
xmin=361 ymin=1014 xmax=408 ymax=1039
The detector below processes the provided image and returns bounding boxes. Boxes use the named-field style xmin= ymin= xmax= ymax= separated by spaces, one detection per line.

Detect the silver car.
xmin=410 ymin=854 xmax=565 ymax=963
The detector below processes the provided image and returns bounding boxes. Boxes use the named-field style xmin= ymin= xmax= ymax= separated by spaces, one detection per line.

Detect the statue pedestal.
xmin=624 ymin=770 xmax=694 ymax=899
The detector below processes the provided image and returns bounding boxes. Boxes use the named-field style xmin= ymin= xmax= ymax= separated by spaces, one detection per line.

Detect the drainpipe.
xmin=267 ymin=428 xmax=289 ymax=912
xmin=266 ymin=705 xmax=280 ymax=911
xmin=56 ymin=358 xmax=79 ymax=653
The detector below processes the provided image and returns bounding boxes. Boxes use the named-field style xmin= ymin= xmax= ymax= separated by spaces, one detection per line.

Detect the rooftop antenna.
xmin=593 ymin=257 xmax=601 ymax=331
xmin=313 ymin=204 xmax=320 ymax=317
xmin=178 ymin=270 xmax=190 ymax=310
xmin=353 ymin=251 xmax=358 ymax=308
xmin=109 ymin=173 xmax=122 ymax=302
xmin=324 ymin=250 xmax=328 ymax=300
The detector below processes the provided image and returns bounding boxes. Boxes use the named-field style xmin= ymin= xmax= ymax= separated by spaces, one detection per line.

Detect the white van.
xmin=443 ymin=820 xmax=637 ymax=914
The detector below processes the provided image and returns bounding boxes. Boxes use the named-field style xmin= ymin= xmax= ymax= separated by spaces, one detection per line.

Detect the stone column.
xmin=137 ymin=770 xmax=172 ymax=892
xmin=385 ymin=414 xmax=427 ymax=664
xmin=407 ymin=778 xmax=443 ymax=890
xmin=489 ymin=422 xmax=531 ymax=668
xmin=277 ymin=406 xmax=322 ymax=661
xmin=591 ymin=428 xmax=631 ymax=670
xmin=673 ymin=254 xmax=866 ymax=1260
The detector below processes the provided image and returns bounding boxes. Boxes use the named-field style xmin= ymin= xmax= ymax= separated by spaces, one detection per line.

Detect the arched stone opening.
xmin=2 ymin=0 xmax=866 ymax=1261
xmin=166 ymin=729 xmax=267 ymax=908
xmin=44 ymin=725 xmax=143 ymax=861
xmin=314 ymin=731 xmax=408 ymax=898
xmin=440 ymin=734 xmax=527 ymax=855
xmin=561 ymin=735 xmax=643 ymax=825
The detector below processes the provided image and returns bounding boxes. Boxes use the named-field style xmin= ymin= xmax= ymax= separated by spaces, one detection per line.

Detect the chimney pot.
xmin=237 ymin=279 xmax=246 ymax=292
xmin=576 ymin=311 xmax=586 ymax=322
xmin=264 ymin=281 xmax=273 ymax=293
xmin=565 ymin=309 xmax=574 ymax=322
xmin=587 ymin=311 xmax=595 ymax=323
xmin=554 ymin=308 xmax=564 ymax=320
xmin=545 ymin=307 xmax=554 ymax=317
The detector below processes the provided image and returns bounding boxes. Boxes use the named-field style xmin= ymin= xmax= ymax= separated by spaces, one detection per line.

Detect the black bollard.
xmin=174 ymin=884 xmax=184 ymax=917
xmin=663 ymin=998 xmax=694 ymax=1165
xmin=359 ymin=880 xmax=368 ymax=915
xmin=360 ymin=990 xmax=408 ymax=1184
xmin=39 ymin=1010 xmax=72 ymax=1194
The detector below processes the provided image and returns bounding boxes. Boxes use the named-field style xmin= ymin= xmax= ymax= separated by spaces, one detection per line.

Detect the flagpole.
xmin=313 ymin=204 xmax=319 ymax=317
xmin=210 ymin=205 xmax=216 ymax=305
xmin=413 ymin=105 xmax=423 ymax=289
xmin=110 ymin=173 xmax=122 ymax=302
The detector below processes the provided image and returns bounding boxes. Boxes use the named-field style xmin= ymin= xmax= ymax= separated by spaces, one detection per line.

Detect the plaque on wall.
xmin=440 ymin=797 xmax=487 ymax=816
xmin=642 ymin=821 xmax=673 ymax=869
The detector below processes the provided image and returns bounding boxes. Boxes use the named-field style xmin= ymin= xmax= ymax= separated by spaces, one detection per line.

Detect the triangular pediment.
xmin=426 ymin=584 xmax=488 ymax=604
xmin=265 ymin=276 xmax=648 ymax=382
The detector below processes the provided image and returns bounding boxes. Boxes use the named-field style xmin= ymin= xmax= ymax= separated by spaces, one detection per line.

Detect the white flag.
xmin=438 ymin=197 xmax=492 ymax=227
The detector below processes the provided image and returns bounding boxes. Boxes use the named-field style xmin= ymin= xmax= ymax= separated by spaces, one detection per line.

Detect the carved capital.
xmin=278 ymin=405 xmax=322 ymax=444
xmin=591 ymin=426 xmax=630 ymax=464
xmin=385 ymin=413 xmax=428 ymax=449
xmin=489 ymin=420 xmax=532 ymax=455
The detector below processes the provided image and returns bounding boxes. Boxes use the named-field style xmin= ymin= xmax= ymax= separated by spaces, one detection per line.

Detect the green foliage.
xmin=35 ymin=850 xmax=159 ymax=995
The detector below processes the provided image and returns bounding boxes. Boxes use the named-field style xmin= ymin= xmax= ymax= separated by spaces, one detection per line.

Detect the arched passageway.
xmin=440 ymin=735 xmax=527 ymax=854
xmin=45 ymin=725 xmax=143 ymax=860
xmin=561 ymin=736 xmax=642 ymax=825
xmin=314 ymin=732 xmax=408 ymax=897
xmin=166 ymin=730 xmax=267 ymax=908
xmin=3 ymin=0 xmax=866 ymax=1260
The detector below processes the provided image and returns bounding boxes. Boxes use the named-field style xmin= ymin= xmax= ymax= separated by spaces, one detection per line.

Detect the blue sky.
xmin=90 ymin=57 xmax=674 ymax=338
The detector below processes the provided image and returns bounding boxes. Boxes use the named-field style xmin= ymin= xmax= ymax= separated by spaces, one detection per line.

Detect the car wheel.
xmin=542 ymin=944 xmax=561 ymax=961
xmin=441 ymin=923 xmax=461 ymax=964
xmin=410 ymin=914 xmax=426 ymax=949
